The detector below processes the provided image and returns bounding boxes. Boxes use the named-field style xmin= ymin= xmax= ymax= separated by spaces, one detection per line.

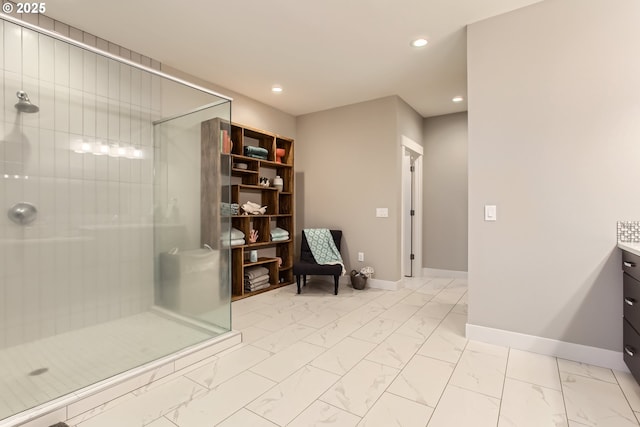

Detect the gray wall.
xmin=296 ymin=96 xmax=404 ymax=281
xmin=160 ymin=73 xmax=425 ymax=283
xmin=397 ymin=97 xmax=424 ymax=146
xmin=161 ymin=64 xmax=296 ymax=139
xmin=423 ymin=112 xmax=468 ymax=271
xmin=467 ymin=0 xmax=640 ymax=351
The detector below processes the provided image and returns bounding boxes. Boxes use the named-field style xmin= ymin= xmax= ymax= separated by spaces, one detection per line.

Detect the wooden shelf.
xmin=259 ymin=159 xmax=293 ymax=169
xmin=234 ymin=184 xmax=278 ymax=191
xmin=231 ymin=154 xmax=293 ymax=168
xmin=201 ymin=119 xmax=295 ymax=300
xmin=231 ymin=168 xmax=258 ymax=176
xmin=245 ymin=256 xmax=279 ymax=267
xmin=232 ymin=281 xmax=292 ymax=301
xmin=241 ymin=241 xmax=291 ymax=249
xmin=230 ymin=214 xmax=292 ymax=219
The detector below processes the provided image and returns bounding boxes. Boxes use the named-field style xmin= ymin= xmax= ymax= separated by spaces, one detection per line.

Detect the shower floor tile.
xmin=0 ymin=311 xmax=217 ymax=420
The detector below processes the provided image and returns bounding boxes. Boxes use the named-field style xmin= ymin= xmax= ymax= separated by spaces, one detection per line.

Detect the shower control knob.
xmin=8 ymin=202 xmax=38 ymax=225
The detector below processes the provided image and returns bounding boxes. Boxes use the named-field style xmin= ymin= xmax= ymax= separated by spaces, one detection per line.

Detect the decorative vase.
xmin=221 ymin=130 xmax=232 ymax=154
xmin=273 ymin=175 xmax=284 ymax=192
xmin=276 ymin=148 xmax=286 ymax=163
xmin=249 ymin=250 xmax=258 ymax=263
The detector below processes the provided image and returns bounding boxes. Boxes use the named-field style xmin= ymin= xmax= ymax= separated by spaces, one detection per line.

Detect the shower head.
xmin=15 ymin=91 xmax=39 ymax=113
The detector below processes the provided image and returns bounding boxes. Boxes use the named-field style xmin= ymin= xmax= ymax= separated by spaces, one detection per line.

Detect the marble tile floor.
xmin=55 ymin=276 xmax=640 ymax=426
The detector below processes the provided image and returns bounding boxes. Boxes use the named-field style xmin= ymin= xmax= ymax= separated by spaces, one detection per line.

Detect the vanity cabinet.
xmin=622 ymin=250 xmax=640 ymax=382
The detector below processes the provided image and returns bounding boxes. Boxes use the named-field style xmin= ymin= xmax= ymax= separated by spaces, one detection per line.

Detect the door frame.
xmin=401 ymin=136 xmax=423 ymax=277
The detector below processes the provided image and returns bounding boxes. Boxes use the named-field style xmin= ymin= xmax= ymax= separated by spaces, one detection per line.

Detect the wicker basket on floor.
xmin=350 ymin=270 xmax=367 ymax=290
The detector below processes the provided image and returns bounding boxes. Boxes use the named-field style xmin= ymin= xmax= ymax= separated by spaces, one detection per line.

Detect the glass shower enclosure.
xmin=0 ymin=15 xmax=231 ymax=423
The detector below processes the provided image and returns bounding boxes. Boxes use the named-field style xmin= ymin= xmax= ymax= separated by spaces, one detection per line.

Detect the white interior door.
xmin=402 ymin=150 xmax=413 ymax=276
xmin=401 ymin=136 xmax=423 ymax=278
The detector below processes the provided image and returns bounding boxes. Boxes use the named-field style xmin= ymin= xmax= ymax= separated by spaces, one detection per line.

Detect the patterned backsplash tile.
xmin=617 ymin=221 xmax=640 ymax=242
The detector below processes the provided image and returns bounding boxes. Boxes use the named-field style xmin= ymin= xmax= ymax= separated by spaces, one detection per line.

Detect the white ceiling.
xmin=44 ymin=0 xmax=542 ymax=118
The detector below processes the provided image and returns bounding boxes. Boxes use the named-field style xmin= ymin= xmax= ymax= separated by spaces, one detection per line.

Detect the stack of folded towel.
xmin=244 ymin=266 xmax=270 ymax=292
xmin=220 ymin=228 xmax=245 ymax=247
xmin=244 ymin=146 xmax=269 ymax=160
xmin=271 ymin=227 xmax=290 ymax=242
xmin=220 ymin=202 xmax=239 ymax=216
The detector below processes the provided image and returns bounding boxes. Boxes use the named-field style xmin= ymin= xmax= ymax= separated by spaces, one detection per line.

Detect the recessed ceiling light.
xmin=410 ymin=38 xmax=428 ymax=48
xmin=452 ymin=96 xmax=464 ymax=103
xmin=272 ymin=85 xmax=283 ymax=93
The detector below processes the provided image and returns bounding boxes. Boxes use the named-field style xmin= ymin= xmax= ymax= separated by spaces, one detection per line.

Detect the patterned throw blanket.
xmin=304 ymin=229 xmax=345 ymax=275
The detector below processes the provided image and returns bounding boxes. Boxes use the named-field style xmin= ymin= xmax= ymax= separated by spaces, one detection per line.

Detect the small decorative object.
xmin=249 ymin=229 xmax=259 ymax=243
xmin=273 ymin=175 xmax=284 ymax=192
xmin=234 ymin=162 xmax=248 ymax=170
xmin=242 ymin=201 xmax=267 ymax=215
xmin=259 ymin=177 xmax=270 ymax=187
xmin=249 ymin=250 xmax=258 ymax=263
xmin=276 ymin=148 xmax=286 ymax=163
xmin=221 ymin=130 xmax=232 ymax=154
xmin=360 ymin=266 xmax=374 ymax=278
xmin=276 ymin=256 xmax=283 ymax=267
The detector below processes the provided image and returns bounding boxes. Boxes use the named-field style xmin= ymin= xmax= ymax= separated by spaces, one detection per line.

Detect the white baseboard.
xmin=423 ymin=268 xmax=468 ymax=279
xmin=337 ymin=276 xmax=401 ymax=290
xmin=367 ymin=278 xmax=402 ymax=290
xmin=466 ymin=323 xmax=628 ymax=372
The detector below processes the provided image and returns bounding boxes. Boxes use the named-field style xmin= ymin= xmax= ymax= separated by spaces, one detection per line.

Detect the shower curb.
xmin=0 ymin=331 xmax=241 ymax=427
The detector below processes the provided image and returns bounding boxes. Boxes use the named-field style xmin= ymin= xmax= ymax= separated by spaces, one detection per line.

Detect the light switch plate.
xmin=484 ymin=205 xmax=497 ymax=221
xmin=376 ymin=208 xmax=389 ymax=218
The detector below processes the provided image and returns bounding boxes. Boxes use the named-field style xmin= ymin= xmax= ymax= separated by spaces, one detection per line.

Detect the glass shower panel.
xmin=153 ymin=104 xmax=231 ymax=332
xmin=0 ymin=16 xmax=231 ymax=423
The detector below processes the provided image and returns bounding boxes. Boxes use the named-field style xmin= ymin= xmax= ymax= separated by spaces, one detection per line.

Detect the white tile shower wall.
xmin=0 ymin=20 xmax=161 ymax=349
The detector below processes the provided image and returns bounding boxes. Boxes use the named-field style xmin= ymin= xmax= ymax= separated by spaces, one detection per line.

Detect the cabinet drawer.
xmin=624 ymin=273 xmax=640 ymax=330
xmin=624 ymin=319 xmax=640 ymax=384
xmin=623 ymin=250 xmax=640 ymax=282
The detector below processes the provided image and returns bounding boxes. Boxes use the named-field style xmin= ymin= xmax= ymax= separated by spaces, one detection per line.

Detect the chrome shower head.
xmin=15 ymin=91 xmax=39 ymax=113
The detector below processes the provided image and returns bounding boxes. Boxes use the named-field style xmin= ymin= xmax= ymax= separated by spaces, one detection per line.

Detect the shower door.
xmin=0 ymin=16 xmax=231 ymax=422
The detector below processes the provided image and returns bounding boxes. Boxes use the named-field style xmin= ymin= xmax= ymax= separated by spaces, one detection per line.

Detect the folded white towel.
xmin=270 ymin=227 xmax=289 ymax=238
xmin=220 ymin=227 xmax=245 ymax=240
xmin=221 ymin=238 xmax=245 ymax=247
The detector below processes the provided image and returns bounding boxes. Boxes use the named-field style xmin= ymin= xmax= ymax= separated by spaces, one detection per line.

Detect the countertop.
xmin=618 ymin=242 xmax=640 ymax=257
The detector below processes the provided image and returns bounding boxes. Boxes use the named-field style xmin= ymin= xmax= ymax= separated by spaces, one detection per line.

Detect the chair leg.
xmin=296 ymin=275 xmax=301 ymax=294
xmin=334 ymin=276 xmax=339 ymax=295
xmin=303 ymin=275 xmax=307 ymax=287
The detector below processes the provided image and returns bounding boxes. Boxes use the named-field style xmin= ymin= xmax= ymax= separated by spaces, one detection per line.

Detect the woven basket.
xmin=350 ymin=270 xmax=367 ymax=290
